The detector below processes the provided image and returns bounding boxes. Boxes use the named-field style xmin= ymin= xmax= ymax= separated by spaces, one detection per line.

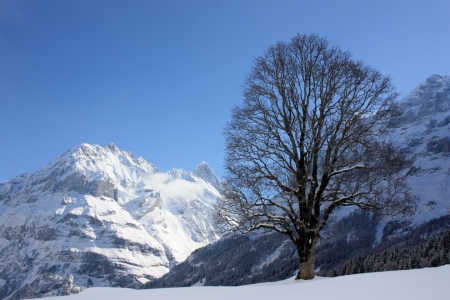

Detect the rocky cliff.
xmin=389 ymin=74 xmax=450 ymax=223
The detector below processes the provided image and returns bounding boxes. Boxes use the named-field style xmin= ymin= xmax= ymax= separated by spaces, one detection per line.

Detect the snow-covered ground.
xmin=38 ymin=265 xmax=450 ymax=300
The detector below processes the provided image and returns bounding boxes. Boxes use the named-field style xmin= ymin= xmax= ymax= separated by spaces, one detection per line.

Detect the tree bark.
xmin=296 ymin=237 xmax=317 ymax=280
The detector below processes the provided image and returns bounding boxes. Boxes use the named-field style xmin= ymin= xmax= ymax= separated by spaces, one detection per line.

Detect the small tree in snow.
xmin=216 ymin=34 xmax=417 ymax=280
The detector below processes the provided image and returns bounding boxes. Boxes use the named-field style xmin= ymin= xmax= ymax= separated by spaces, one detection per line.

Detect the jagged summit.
xmin=402 ymin=74 xmax=450 ymax=103
xmin=389 ymin=74 xmax=450 ymax=128
xmin=425 ymin=74 xmax=450 ymax=86
xmin=193 ymin=161 xmax=222 ymax=191
xmin=0 ymin=143 xmax=222 ymax=298
xmin=388 ymin=74 xmax=450 ymax=224
xmin=106 ymin=142 xmax=119 ymax=152
xmin=195 ymin=161 xmax=212 ymax=172
xmin=397 ymin=74 xmax=450 ymax=114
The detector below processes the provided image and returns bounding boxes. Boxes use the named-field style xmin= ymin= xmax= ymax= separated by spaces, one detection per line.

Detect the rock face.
xmin=0 ymin=144 xmax=221 ymax=299
xmin=388 ymin=74 xmax=450 ymax=223
xmin=394 ymin=75 xmax=450 ymax=122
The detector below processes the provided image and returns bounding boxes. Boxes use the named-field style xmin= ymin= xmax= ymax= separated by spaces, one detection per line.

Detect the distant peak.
xmin=193 ymin=162 xmax=221 ymax=191
xmin=194 ymin=162 xmax=214 ymax=175
xmin=196 ymin=161 xmax=210 ymax=168
xmin=67 ymin=143 xmax=92 ymax=153
xmin=107 ymin=142 xmax=120 ymax=152
xmin=423 ymin=74 xmax=450 ymax=85
xmin=427 ymin=74 xmax=446 ymax=80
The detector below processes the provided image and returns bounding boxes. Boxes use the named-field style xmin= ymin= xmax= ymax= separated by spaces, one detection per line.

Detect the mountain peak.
xmin=392 ymin=74 xmax=450 ymax=126
xmin=0 ymin=143 xmax=223 ymax=298
xmin=193 ymin=161 xmax=213 ymax=176
xmin=426 ymin=74 xmax=449 ymax=83
xmin=195 ymin=161 xmax=210 ymax=169
xmin=193 ymin=162 xmax=221 ymax=191
xmin=107 ymin=142 xmax=119 ymax=152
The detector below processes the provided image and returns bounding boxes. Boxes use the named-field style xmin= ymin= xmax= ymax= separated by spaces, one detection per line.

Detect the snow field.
xmin=39 ymin=265 xmax=450 ymax=300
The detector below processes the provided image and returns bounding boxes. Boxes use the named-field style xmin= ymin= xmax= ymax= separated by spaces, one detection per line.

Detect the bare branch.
xmin=216 ymin=33 xmax=417 ymax=280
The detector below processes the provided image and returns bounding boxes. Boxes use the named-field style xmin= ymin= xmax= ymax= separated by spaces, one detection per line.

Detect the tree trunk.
xmin=296 ymin=237 xmax=318 ymax=280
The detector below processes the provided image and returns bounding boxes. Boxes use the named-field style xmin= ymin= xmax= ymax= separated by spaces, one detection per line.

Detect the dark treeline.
xmin=315 ymin=209 xmax=379 ymax=272
xmin=143 ymin=212 xmax=450 ymax=289
xmin=144 ymin=233 xmax=298 ymax=288
xmin=318 ymin=215 xmax=450 ymax=277
xmin=320 ymin=228 xmax=450 ymax=276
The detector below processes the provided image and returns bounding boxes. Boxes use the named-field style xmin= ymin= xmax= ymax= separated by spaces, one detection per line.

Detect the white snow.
xmin=333 ymin=75 xmax=450 ymax=226
xmin=0 ymin=143 xmax=223 ymax=290
xmin=387 ymin=75 xmax=450 ymax=224
xmin=37 ymin=265 xmax=450 ymax=300
xmin=190 ymin=278 xmax=206 ymax=287
xmin=2 ymin=75 xmax=450 ymax=297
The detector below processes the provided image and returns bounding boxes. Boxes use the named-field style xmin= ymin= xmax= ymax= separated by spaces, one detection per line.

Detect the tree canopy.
xmin=217 ymin=34 xmax=417 ymax=280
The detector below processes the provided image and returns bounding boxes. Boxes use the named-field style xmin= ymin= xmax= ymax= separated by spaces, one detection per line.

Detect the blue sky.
xmin=1 ymin=0 xmax=449 ymax=181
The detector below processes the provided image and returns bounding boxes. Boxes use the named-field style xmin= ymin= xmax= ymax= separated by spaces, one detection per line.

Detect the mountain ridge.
xmin=388 ymin=74 xmax=450 ymax=223
xmin=0 ymin=143 xmax=222 ymax=299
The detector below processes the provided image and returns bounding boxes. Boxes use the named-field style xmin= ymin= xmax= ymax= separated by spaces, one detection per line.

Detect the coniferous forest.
xmin=144 ymin=212 xmax=450 ymax=288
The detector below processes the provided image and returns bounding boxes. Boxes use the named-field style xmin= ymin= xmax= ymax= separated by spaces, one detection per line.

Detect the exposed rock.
xmin=388 ymin=74 xmax=450 ymax=226
xmin=405 ymin=166 xmax=421 ymax=177
xmin=437 ymin=115 xmax=450 ymax=127
xmin=426 ymin=136 xmax=450 ymax=154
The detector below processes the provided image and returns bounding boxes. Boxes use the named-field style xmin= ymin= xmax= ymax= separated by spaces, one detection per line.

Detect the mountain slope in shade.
xmin=0 ymin=143 xmax=221 ymax=299
xmin=389 ymin=74 xmax=450 ymax=223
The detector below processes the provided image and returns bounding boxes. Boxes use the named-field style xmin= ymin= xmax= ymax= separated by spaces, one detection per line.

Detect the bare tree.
xmin=216 ymin=34 xmax=417 ymax=280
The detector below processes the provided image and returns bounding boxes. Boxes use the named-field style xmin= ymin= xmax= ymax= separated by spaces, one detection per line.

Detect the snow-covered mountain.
xmin=0 ymin=143 xmax=222 ymax=299
xmin=144 ymin=75 xmax=450 ymax=288
xmin=389 ymin=74 xmax=450 ymax=223
xmin=1 ymin=75 xmax=449 ymax=300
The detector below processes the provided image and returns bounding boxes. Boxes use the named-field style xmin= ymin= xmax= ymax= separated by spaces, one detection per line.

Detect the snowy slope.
xmin=0 ymin=143 xmax=221 ymax=299
xmin=37 ymin=265 xmax=450 ymax=300
xmin=389 ymin=74 xmax=450 ymax=223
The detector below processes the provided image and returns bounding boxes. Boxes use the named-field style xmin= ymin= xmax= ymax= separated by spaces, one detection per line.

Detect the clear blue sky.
xmin=1 ymin=0 xmax=449 ymax=181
